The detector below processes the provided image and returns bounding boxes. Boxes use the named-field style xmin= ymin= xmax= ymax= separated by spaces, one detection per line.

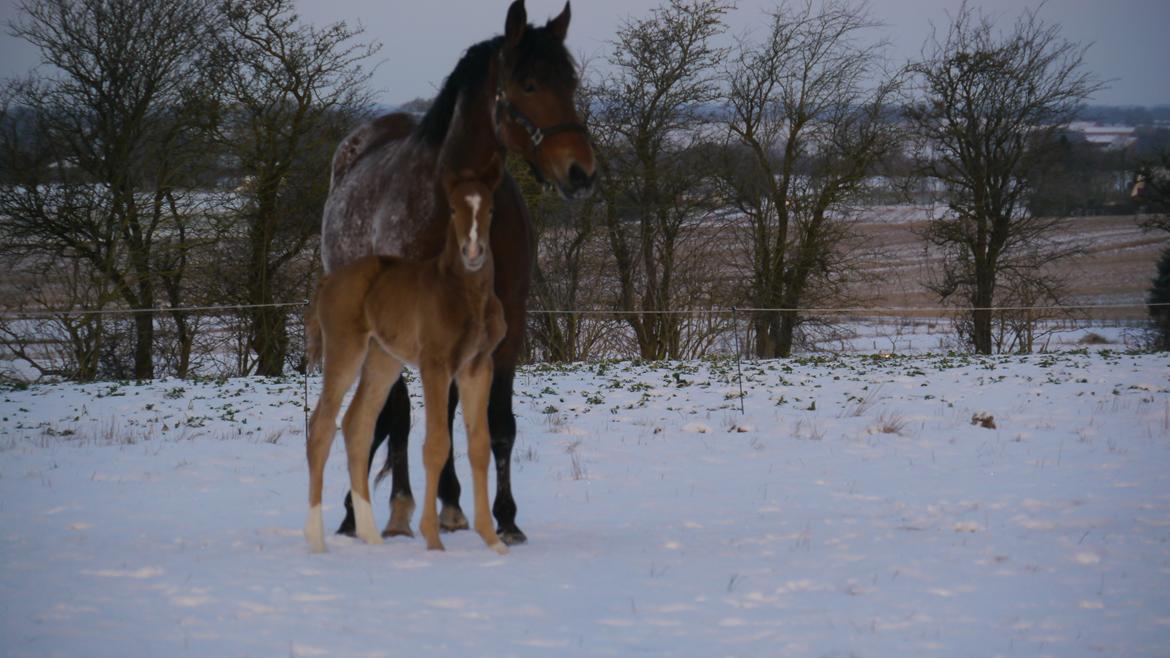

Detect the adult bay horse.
xmin=320 ymin=0 xmax=595 ymax=545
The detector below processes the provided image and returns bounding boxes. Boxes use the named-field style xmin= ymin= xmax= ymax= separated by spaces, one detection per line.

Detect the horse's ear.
xmin=505 ymin=0 xmax=527 ymax=49
xmin=546 ymin=2 xmax=570 ymax=42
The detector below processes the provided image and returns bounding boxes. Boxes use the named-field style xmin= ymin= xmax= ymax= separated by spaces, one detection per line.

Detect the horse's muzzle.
xmin=560 ymin=162 xmax=596 ymax=200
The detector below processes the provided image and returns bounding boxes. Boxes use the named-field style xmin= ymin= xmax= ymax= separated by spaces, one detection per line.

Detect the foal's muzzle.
xmin=461 ymin=241 xmax=487 ymax=272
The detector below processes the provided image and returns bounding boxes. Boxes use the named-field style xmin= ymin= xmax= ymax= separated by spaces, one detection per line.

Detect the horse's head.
xmin=445 ymin=160 xmax=501 ymax=273
xmin=495 ymin=0 xmax=596 ymax=199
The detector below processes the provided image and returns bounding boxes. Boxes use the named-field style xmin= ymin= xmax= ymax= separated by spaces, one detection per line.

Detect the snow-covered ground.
xmin=2 ymin=352 xmax=1169 ymax=657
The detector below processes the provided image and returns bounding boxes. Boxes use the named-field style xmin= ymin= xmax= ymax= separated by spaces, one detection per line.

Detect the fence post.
xmin=731 ymin=306 xmax=745 ymax=415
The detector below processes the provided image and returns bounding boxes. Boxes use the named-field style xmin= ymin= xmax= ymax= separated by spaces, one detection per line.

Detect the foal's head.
xmin=445 ymin=173 xmax=497 ymax=273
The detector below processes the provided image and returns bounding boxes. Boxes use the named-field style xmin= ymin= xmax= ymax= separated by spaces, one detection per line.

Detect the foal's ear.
xmin=480 ymin=155 xmax=503 ymax=190
xmin=546 ymin=2 xmax=570 ymax=42
xmin=505 ymin=0 xmax=527 ymax=50
xmin=440 ymin=168 xmax=461 ymax=198
xmin=457 ymin=168 xmax=478 ymax=184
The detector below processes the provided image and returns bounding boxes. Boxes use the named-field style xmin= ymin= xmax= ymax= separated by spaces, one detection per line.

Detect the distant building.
xmin=1063 ymin=121 xmax=1138 ymax=150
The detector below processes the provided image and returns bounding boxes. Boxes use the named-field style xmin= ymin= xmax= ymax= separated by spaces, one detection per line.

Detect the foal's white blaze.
xmin=464 ymin=192 xmax=481 ymax=260
xmin=352 ymin=492 xmax=382 ymax=545
xmin=305 ymin=504 xmax=325 ymax=553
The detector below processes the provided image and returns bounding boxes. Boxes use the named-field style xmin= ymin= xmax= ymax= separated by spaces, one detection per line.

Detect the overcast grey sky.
xmin=2 ymin=0 xmax=1169 ymax=107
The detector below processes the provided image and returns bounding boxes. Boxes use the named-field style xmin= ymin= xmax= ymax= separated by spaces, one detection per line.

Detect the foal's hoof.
xmin=439 ymin=505 xmax=470 ymax=533
xmin=357 ymin=531 xmax=383 ymax=546
xmin=335 ymin=516 xmax=356 ymax=537
xmin=497 ymin=526 xmax=527 ymax=546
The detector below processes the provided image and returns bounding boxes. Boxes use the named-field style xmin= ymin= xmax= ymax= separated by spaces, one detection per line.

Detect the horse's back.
xmin=330 ymin=113 xmax=417 ymax=189
xmin=322 ymin=113 xmax=438 ymax=273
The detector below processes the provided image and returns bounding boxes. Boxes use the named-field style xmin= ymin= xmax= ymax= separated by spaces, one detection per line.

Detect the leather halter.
xmin=494 ymin=56 xmax=588 ymax=150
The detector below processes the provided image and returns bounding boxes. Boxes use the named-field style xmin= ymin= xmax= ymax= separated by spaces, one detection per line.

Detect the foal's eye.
xmin=522 ymin=79 xmax=537 ymax=94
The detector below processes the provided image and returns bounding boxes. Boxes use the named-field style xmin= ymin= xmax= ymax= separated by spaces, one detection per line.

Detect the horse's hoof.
xmin=382 ymin=495 xmax=415 ymax=538
xmin=426 ymin=539 xmax=446 ymax=551
xmin=439 ymin=505 xmax=470 ymax=533
xmin=498 ymin=526 xmax=527 ymax=546
xmin=381 ymin=525 xmax=414 ymax=539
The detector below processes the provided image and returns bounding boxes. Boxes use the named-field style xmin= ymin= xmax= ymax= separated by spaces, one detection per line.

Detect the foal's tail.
xmin=304 ymin=281 xmax=325 ymax=370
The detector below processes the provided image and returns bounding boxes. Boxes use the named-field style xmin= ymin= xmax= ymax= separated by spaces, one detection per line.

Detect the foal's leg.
xmin=418 ymin=360 xmax=453 ymax=551
xmin=341 ymin=347 xmax=402 ymax=545
xmin=457 ymin=357 xmax=508 ymax=555
xmin=336 ymin=376 xmax=412 ymax=538
xmin=438 ymin=382 xmax=470 ymax=532
xmin=305 ymin=333 xmax=367 ymax=553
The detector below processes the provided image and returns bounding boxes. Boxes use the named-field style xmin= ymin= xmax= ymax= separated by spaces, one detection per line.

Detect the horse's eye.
xmin=523 ymin=80 xmax=537 ymax=94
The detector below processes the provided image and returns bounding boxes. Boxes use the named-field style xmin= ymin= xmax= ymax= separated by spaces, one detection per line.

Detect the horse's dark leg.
xmin=437 ymin=382 xmax=470 ymax=532
xmin=489 ymin=367 xmax=525 ymax=545
xmin=380 ymin=377 xmax=417 ymax=537
xmin=336 ymin=376 xmax=415 ymax=537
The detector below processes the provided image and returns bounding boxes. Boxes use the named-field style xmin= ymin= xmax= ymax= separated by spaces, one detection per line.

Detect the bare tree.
xmin=720 ymin=0 xmax=903 ymax=357
xmin=905 ymin=3 xmax=1101 ymax=354
xmin=210 ymin=0 xmax=378 ymax=376
xmin=587 ymin=0 xmax=731 ymax=360
xmin=521 ymin=180 xmax=605 ymax=362
xmin=1133 ymin=148 xmax=1170 ymax=232
xmin=1149 ymin=246 xmax=1170 ymax=350
xmin=0 ymin=257 xmax=111 ymax=383
xmin=513 ymin=71 xmax=611 ymax=363
xmin=2 ymin=0 xmax=218 ymax=379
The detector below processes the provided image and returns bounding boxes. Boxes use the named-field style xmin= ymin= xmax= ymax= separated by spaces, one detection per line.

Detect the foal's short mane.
xmin=417 ymin=24 xmax=579 ymax=147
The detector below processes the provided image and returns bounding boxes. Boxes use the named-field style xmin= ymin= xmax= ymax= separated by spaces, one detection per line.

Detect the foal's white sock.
xmin=305 ymin=504 xmax=325 ymax=553
xmin=353 ymin=493 xmax=382 ymax=545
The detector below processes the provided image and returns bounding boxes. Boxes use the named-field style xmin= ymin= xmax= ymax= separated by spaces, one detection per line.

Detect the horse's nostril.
xmin=568 ymin=163 xmax=593 ymax=190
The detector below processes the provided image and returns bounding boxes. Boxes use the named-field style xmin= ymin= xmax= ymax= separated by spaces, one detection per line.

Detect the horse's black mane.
xmin=417 ymin=24 xmax=579 ymax=146
xmin=418 ymin=38 xmax=501 ymax=145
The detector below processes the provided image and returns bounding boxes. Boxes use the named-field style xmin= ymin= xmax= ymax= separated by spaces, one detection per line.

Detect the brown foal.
xmin=304 ymin=164 xmax=507 ymax=555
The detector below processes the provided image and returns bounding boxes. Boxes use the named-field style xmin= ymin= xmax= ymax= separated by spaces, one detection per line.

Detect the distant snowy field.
xmin=2 ymin=352 xmax=1169 ymax=657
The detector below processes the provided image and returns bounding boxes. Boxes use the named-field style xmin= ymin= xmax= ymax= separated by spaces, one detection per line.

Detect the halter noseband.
xmin=494 ymin=55 xmax=588 ymax=150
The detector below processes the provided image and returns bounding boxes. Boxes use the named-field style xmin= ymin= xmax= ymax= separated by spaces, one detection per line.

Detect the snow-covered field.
xmin=2 ymin=352 xmax=1169 ymax=657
